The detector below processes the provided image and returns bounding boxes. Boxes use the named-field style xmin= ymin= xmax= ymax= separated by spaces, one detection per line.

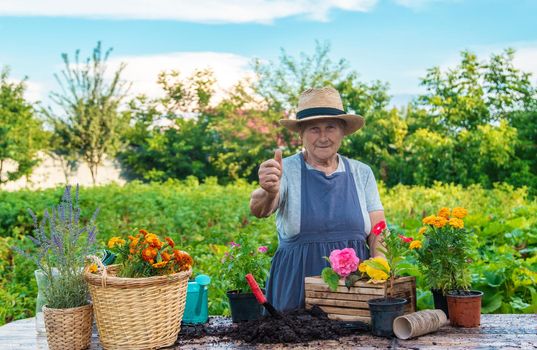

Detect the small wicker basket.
xmin=85 ymin=258 xmax=191 ymax=350
xmin=43 ymin=303 xmax=93 ymax=350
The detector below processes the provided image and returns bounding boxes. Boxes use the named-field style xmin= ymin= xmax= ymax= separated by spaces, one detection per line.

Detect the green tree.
xmin=0 ymin=67 xmax=47 ymax=186
xmin=44 ymin=42 xmax=129 ymax=184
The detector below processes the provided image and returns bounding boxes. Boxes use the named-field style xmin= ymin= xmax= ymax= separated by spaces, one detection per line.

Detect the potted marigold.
xmin=85 ymin=229 xmax=193 ymax=349
xmin=415 ymin=207 xmax=482 ymax=327
xmin=14 ymin=185 xmax=98 ymax=350
xmin=220 ymin=234 xmax=271 ymax=322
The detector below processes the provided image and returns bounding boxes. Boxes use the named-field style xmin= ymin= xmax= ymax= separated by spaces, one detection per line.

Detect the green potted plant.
xmin=415 ymin=207 xmax=483 ymax=327
xmin=220 ymin=234 xmax=271 ymax=322
xmin=14 ymin=185 xmax=99 ymax=350
xmin=361 ymin=221 xmax=415 ymax=337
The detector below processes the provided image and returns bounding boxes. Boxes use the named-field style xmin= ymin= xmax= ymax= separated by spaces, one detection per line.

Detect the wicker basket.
xmin=85 ymin=259 xmax=191 ymax=350
xmin=43 ymin=303 xmax=93 ymax=350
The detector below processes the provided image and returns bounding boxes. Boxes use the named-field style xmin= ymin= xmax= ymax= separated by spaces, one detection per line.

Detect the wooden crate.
xmin=304 ymin=276 xmax=416 ymax=323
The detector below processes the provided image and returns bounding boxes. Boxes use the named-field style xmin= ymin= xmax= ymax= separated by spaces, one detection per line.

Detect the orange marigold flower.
xmin=174 ymin=250 xmax=194 ymax=270
xmin=438 ymin=207 xmax=450 ymax=219
xmin=409 ymin=240 xmax=422 ymax=250
xmin=452 ymin=207 xmax=468 ymax=219
xmin=142 ymin=247 xmax=158 ymax=262
xmin=165 ymin=237 xmax=175 ymax=248
xmin=88 ymin=263 xmax=98 ymax=273
xmin=145 ymin=233 xmax=163 ymax=249
xmin=162 ymin=251 xmax=172 ymax=262
xmin=152 ymin=261 xmax=168 ymax=268
xmin=418 ymin=227 xmax=427 ymax=235
xmin=422 ymin=215 xmax=436 ymax=225
xmin=448 ymin=217 xmax=464 ymax=229
xmin=432 ymin=216 xmax=448 ymax=228
xmin=139 ymin=229 xmax=149 ymax=236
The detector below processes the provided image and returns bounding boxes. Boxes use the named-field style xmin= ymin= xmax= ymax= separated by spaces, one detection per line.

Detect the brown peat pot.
xmin=446 ymin=290 xmax=483 ymax=327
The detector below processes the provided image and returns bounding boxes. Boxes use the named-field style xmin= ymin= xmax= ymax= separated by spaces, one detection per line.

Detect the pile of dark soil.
xmin=178 ymin=306 xmax=369 ymax=344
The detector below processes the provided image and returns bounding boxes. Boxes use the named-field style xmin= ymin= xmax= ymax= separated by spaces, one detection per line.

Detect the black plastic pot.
xmin=367 ymin=297 xmax=407 ymax=337
xmin=226 ymin=290 xmax=263 ymax=323
xmin=431 ymin=289 xmax=449 ymax=317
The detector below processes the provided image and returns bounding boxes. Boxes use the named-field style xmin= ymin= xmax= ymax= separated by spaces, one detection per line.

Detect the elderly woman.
xmin=250 ymin=87 xmax=386 ymax=312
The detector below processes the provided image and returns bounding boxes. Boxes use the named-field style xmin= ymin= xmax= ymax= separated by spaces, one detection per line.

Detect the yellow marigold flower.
xmin=89 ymin=264 xmax=98 ymax=273
xmin=418 ymin=227 xmax=427 ymax=235
xmin=438 ymin=207 xmax=450 ymax=219
xmin=409 ymin=240 xmax=422 ymax=250
xmin=152 ymin=261 xmax=168 ymax=268
xmin=365 ymin=257 xmax=390 ymax=282
xmin=107 ymin=237 xmax=126 ymax=249
xmin=432 ymin=216 xmax=448 ymax=228
xmin=452 ymin=207 xmax=468 ymax=219
xmin=422 ymin=215 xmax=436 ymax=225
xmin=358 ymin=262 xmax=367 ymax=273
xmin=448 ymin=217 xmax=464 ymax=229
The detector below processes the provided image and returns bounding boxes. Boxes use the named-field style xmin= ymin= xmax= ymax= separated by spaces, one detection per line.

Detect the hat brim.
xmin=279 ymin=114 xmax=364 ymax=135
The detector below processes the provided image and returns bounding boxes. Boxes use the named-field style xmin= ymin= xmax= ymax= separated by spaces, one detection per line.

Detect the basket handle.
xmin=86 ymin=255 xmax=108 ymax=288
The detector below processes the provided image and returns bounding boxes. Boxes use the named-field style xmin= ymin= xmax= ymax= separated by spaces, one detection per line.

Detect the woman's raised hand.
xmin=258 ymin=149 xmax=283 ymax=195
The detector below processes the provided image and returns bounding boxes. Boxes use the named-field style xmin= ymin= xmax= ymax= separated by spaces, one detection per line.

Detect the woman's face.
xmin=300 ymin=119 xmax=345 ymax=162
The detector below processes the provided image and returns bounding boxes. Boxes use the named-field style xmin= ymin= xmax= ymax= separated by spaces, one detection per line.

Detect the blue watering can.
xmin=183 ymin=274 xmax=211 ymax=324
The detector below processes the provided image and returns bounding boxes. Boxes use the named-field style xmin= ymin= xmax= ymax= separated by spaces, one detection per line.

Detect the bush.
xmin=0 ymin=180 xmax=535 ymax=325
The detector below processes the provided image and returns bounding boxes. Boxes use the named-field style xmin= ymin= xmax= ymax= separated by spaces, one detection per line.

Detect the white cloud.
xmin=393 ymin=0 xmax=461 ymax=10
xmin=7 ymin=78 xmax=46 ymax=103
xmin=107 ymin=51 xmax=253 ymax=101
xmin=0 ymin=0 xmax=377 ymax=23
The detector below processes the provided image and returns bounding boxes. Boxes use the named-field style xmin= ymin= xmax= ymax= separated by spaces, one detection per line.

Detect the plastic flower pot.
xmin=226 ymin=290 xmax=263 ymax=323
xmin=368 ymin=297 xmax=408 ymax=337
xmin=431 ymin=288 xmax=449 ymax=317
xmin=446 ymin=290 xmax=483 ymax=327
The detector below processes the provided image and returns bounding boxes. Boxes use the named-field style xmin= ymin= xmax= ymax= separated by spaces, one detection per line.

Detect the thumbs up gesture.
xmin=258 ymin=149 xmax=283 ymax=195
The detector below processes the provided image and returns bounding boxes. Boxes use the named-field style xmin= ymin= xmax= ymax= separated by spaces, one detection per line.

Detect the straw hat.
xmin=279 ymin=87 xmax=364 ymax=135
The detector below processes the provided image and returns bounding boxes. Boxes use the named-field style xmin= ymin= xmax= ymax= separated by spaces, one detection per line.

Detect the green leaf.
xmin=321 ymin=267 xmax=340 ymax=292
xmin=345 ymin=274 xmax=361 ymax=290
xmin=484 ymin=270 xmax=505 ymax=287
xmin=481 ymin=293 xmax=503 ymax=313
xmin=510 ymin=297 xmax=530 ymax=311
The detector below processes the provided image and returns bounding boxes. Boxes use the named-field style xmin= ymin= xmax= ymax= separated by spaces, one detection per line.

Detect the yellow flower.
xmin=452 ymin=207 xmax=468 ymax=219
xmin=358 ymin=262 xmax=367 ymax=273
xmin=88 ymin=264 xmax=98 ymax=273
xmin=152 ymin=261 xmax=168 ymax=268
xmin=145 ymin=233 xmax=163 ymax=249
xmin=409 ymin=240 xmax=422 ymax=250
xmin=438 ymin=207 xmax=451 ymax=219
xmin=365 ymin=257 xmax=390 ymax=282
xmin=432 ymin=216 xmax=448 ymax=228
xmin=418 ymin=227 xmax=427 ymax=235
xmin=448 ymin=217 xmax=464 ymax=229
xmin=107 ymin=237 xmax=126 ymax=249
xmin=422 ymin=215 xmax=436 ymax=225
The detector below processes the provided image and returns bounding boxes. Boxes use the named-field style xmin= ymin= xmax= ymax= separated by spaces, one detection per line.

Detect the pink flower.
xmin=329 ymin=248 xmax=360 ymax=277
xmin=229 ymin=241 xmax=241 ymax=248
xmin=258 ymin=246 xmax=268 ymax=253
xmin=372 ymin=221 xmax=387 ymax=236
xmin=398 ymin=234 xmax=413 ymax=243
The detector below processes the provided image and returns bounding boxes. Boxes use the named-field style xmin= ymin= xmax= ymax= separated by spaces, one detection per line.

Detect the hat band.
xmin=296 ymin=107 xmax=345 ymax=120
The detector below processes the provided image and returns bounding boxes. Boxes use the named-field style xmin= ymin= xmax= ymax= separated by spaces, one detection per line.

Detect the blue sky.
xmin=1 ymin=0 xmax=536 ymax=107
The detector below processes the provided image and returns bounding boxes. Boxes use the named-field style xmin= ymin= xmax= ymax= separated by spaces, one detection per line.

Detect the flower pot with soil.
xmin=415 ymin=207 xmax=483 ymax=327
xmin=220 ymin=235 xmax=271 ymax=322
xmin=13 ymin=186 xmax=99 ymax=349
xmin=321 ymin=221 xmax=417 ymax=337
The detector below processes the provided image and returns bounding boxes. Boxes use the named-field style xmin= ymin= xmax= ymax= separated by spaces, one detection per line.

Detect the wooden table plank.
xmin=0 ymin=314 xmax=535 ymax=349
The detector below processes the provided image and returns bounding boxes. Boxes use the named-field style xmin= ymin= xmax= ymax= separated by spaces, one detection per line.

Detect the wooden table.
xmin=0 ymin=314 xmax=535 ymax=349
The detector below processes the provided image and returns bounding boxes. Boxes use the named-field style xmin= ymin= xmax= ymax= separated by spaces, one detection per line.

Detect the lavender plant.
xmin=14 ymin=185 xmax=99 ymax=309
